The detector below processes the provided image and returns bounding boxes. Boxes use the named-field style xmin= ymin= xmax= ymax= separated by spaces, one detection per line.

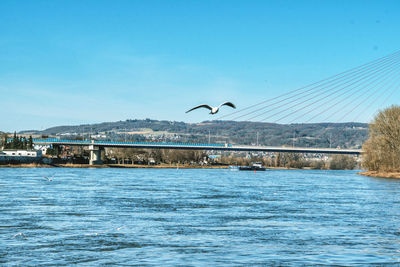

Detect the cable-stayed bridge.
xmin=32 ymin=51 xmax=400 ymax=164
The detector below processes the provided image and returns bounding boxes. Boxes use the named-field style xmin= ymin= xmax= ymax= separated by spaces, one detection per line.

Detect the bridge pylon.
xmin=89 ymin=142 xmax=103 ymax=165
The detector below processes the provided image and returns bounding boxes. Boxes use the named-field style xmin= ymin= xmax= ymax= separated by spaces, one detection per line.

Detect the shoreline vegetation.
xmin=358 ymin=171 xmax=400 ymax=179
xmin=0 ymin=163 xmax=228 ymax=169
xmin=360 ymin=105 xmax=400 ymax=179
xmin=0 ymin=163 xmax=347 ymax=170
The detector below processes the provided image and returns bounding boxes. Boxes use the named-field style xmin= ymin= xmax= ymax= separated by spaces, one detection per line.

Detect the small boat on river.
xmin=239 ymin=162 xmax=266 ymax=171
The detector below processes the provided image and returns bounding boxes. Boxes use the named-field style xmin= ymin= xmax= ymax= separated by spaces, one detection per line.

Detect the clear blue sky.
xmin=1 ymin=0 xmax=399 ymax=131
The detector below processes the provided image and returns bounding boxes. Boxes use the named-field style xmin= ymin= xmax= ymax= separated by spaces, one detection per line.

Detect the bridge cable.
xmin=324 ymin=67 xmax=398 ymax=121
xmin=289 ymin=60 xmax=400 ymax=124
xmin=352 ymin=75 xmax=400 ymax=123
xmin=260 ymin=56 xmax=400 ymax=123
xmin=218 ymin=51 xmax=400 ymax=124
xmin=191 ymin=51 xmax=400 ymax=144
xmin=309 ymin=69 xmax=400 ymax=148
xmin=199 ymin=51 xmax=400 ymax=136
xmin=213 ymin=50 xmax=400 ymax=121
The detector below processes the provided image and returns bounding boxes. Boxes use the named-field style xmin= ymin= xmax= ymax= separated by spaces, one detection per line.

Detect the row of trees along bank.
xmin=218 ymin=153 xmax=357 ymax=170
xmin=101 ymin=147 xmax=357 ymax=169
xmin=53 ymin=142 xmax=358 ymax=168
xmin=362 ymin=105 xmax=400 ymax=172
xmin=1 ymin=133 xmax=34 ymax=150
xmin=104 ymin=148 xmax=207 ymax=165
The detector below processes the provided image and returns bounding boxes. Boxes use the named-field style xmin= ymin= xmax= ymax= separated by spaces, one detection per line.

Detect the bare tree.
xmin=329 ymin=155 xmax=356 ymax=170
xmin=362 ymin=105 xmax=400 ymax=171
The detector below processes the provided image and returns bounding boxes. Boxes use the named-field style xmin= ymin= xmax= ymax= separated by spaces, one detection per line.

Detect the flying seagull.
xmin=42 ymin=174 xmax=55 ymax=182
xmin=186 ymin=102 xmax=236 ymax=115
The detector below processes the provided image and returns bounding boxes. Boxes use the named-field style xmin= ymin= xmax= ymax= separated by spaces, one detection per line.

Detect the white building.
xmin=0 ymin=150 xmax=42 ymax=163
xmin=1 ymin=150 xmax=42 ymax=157
xmin=33 ymin=144 xmax=51 ymax=155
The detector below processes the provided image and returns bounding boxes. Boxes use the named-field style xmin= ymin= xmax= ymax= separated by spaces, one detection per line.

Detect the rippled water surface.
xmin=1 ymin=168 xmax=400 ymax=265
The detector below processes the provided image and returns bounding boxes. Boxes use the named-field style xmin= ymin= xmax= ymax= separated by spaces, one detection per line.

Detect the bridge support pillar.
xmin=89 ymin=144 xmax=103 ymax=165
xmin=53 ymin=145 xmax=61 ymax=158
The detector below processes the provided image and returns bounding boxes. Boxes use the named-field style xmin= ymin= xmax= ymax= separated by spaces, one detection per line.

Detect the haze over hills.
xmin=18 ymin=119 xmax=369 ymax=149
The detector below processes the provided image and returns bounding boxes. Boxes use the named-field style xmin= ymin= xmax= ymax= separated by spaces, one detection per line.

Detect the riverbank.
xmin=0 ymin=163 xmax=353 ymax=171
xmin=107 ymin=164 xmax=228 ymax=169
xmin=358 ymin=170 xmax=400 ymax=179
xmin=0 ymin=163 xmax=229 ymax=169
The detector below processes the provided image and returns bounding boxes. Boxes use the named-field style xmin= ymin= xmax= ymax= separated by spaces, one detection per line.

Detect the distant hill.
xmin=20 ymin=119 xmax=369 ymax=149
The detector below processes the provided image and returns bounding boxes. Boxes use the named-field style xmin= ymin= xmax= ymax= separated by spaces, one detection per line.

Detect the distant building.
xmin=1 ymin=150 xmax=42 ymax=157
xmin=92 ymin=134 xmax=107 ymax=139
xmin=34 ymin=144 xmax=51 ymax=155
xmin=0 ymin=150 xmax=42 ymax=163
xmin=148 ymin=158 xmax=156 ymax=165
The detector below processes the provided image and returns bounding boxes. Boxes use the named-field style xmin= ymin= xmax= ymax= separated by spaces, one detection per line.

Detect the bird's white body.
xmin=210 ymin=107 xmax=219 ymax=114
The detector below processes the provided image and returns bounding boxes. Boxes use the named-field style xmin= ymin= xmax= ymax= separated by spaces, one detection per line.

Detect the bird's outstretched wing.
xmin=219 ymin=102 xmax=236 ymax=109
xmin=186 ymin=104 xmax=213 ymax=113
xmin=42 ymin=174 xmax=55 ymax=181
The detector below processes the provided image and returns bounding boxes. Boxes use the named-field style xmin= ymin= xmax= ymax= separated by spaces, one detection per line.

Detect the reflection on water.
xmin=1 ymin=168 xmax=400 ymax=265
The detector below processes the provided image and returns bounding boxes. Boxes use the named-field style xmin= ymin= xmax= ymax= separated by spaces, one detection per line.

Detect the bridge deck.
xmin=33 ymin=139 xmax=361 ymax=155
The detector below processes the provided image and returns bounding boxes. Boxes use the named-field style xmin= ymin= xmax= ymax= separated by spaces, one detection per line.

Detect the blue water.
xmin=1 ymin=168 xmax=400 ymax=265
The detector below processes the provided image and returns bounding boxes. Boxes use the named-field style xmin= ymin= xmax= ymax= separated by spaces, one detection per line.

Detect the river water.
xmin=1 ymin=168 xmax=400 ymax=265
